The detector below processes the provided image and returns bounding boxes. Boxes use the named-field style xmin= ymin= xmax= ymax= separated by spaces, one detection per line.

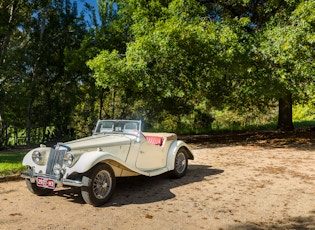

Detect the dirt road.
xmin=0 ymin=140 xmax=314 ymax=229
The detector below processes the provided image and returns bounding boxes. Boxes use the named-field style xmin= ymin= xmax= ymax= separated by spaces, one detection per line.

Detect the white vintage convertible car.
xmin=21 ymin=119 xmax=194 ymax=206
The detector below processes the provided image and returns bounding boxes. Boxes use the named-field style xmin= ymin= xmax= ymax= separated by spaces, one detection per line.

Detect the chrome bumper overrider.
xmin=21 ymin=167 xmax=90 ymax=188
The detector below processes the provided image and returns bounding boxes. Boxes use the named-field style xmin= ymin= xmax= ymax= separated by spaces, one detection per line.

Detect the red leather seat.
xmin=145 ymin=136 xmax=164 ymax=146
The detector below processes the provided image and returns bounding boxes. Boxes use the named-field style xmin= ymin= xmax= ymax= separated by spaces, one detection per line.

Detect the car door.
xmin=135 ymin=140 xmax=166 ymax=171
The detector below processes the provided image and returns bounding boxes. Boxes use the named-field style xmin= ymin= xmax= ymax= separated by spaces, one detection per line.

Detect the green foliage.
xmin=88 ymin=0 xmax=247 ymax=123
xmin=87 ymin=50 xmax=128 ymax=89
xmin=257 ymin=0 xmax=314 ymax=96
xmin=211 ymin=107 xmax=278 ymax=131
xmin=1 ymin=0 xmax=315 ymax=146
xmin=85 ymin=0 xmax=315 ymax=132
xmin=0 ymin=0 xmax=102 ymax=145
xmin=293 ymin=104 xmax=315 ymax=122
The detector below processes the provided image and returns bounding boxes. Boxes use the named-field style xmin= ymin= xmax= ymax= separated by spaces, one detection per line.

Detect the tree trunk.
xmin=112 ymin=89 xmax=115 ymax=118
xmin=0 ymin=2 xmax=17 ymax=65
xmin=0 ymin=112 xmax=3 ymax=147
xmin=41 ymin=126 xmax=46 ymax=144
xmin=26 ymin=99 xmax=33 ymax=145
xmin=99 ymin=88 xmax=104 ymax=119
xmin=277 ymin=92 xmax=294 ymax=131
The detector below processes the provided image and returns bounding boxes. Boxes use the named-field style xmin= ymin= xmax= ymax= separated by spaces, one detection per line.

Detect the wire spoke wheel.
xmin=175 ymin=151 xmax=187 ymax=174
xmin=81 ymin=163 xmax=116 ymax=206
xmin=93 ymin=170 xmax=112 ymax=199
xmin=170 ymin=148 xmax=188 ymax=178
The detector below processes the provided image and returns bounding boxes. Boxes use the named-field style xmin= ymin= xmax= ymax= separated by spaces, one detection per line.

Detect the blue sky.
xmin=87 ymin=0 xmax=98 ymax=9
xmin=77 ymin=0 xmax=98 ymax=12
xmin=76 ymin=0 xmax=99 ymax=23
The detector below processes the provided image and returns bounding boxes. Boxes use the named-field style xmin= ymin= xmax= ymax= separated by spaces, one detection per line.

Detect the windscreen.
xmin=95 ymin=120 xmax=141 ymax=135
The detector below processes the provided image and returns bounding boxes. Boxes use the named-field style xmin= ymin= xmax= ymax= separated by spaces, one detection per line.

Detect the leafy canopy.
xmin=88 ymin=0 xmax=246 ymax=107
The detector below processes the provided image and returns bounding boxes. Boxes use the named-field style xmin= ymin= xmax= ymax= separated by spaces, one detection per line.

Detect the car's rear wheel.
xmin=170 ymin=147 xmax=188 ymax=178
xmin=25 ymin=179 xmax=54 ymax=196
xmin=81 ymin=163 xmax=116 ymax=207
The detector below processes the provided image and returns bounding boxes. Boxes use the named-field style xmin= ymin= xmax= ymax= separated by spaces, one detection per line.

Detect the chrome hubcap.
xmin=93 ymin=170 xmax=112 ymax=199
xmin=175 ymin=152 xmax=186 ymax=174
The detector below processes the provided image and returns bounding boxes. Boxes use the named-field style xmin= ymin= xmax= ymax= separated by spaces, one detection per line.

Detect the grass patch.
xmin=0 ymin=152 xmax=27 ymax=176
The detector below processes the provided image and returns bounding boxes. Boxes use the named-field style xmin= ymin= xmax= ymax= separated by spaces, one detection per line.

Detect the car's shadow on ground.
xmin=54 ymin=165 xmax=223 ymax=206
xmin=108 ymin=165 xmax=223 ymax=207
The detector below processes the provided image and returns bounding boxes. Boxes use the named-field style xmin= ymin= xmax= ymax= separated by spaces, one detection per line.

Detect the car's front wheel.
xmin=81 ymin=163 xmax=116 ymax=207
xmin=170 ymin=147 xmax=188 ymax=178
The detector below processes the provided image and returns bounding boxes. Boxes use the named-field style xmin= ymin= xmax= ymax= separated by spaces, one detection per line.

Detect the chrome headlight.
xmin=63 ymin=152 xmax=74 ymax=167
xmin=32 ymin=150 xmax=44 ymax=165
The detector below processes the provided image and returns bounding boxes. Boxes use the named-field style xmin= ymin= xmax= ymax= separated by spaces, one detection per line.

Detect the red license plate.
xmin=37 ymin=177 xmax=55 ymax=189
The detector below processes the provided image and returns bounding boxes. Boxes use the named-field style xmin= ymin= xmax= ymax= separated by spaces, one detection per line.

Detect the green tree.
xmin=88 ymin=0 xmax=245 ymax=127
xmin=0 ymin=0 xmax=92 ymax=144
xmin=0 ymin=0 xmax=30 ymax=145
xmin=258 ymin=0 xmax=315 ymax=130
xmin=200 ymin=0 xmax=314 ymax=131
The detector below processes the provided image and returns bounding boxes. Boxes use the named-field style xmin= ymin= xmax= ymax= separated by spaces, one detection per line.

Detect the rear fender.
xmin=166 ymin=140 xmax=194 ymax=170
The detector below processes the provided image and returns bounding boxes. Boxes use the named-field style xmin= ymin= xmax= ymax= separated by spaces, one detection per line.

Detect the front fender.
xmin=166 ymin=140 xmax=194 ymax=170
xmin=22 ymin=147 xmax=52 ymax=174
xmin=22 ymin=147 xmax=52 ymax=166
xmin=67 ymin=151 xmax=126 ymax=174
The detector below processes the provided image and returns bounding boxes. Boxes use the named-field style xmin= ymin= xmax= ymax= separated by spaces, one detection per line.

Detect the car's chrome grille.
xmin=46 ymin=147 xmax=67 ymax=175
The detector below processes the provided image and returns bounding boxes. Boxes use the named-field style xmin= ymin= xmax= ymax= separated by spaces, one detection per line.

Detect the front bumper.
xmin=21 ymin=167 xmax=90 ymax=188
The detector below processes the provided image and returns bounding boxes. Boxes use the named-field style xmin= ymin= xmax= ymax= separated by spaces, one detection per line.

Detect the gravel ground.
xmin=0 ymin=134 xmax=314 ymax=230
